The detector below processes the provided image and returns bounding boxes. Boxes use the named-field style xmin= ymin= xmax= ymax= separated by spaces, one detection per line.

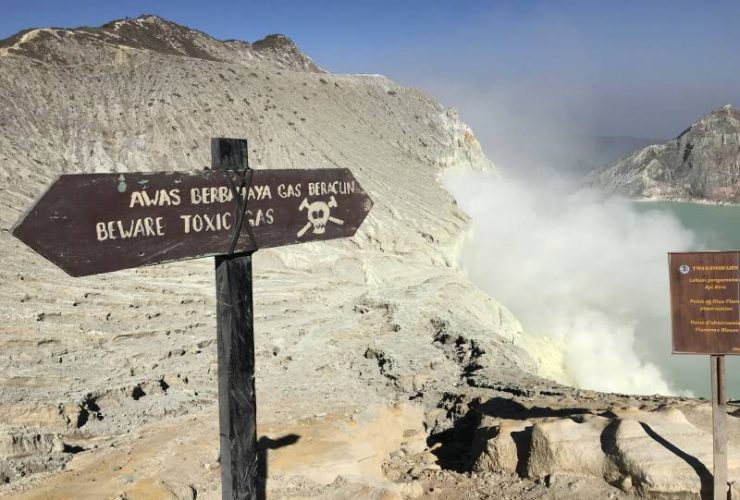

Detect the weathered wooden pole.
xmin=213 ymin=138 xmax=258 ymax=499
xmin=711 ymin=354 xmax=727 ymax=500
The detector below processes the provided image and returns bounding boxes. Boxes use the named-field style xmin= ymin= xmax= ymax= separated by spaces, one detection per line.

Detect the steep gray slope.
xmin=0 ymin=15 xmax=540 ymax=494
xmin=588 ymin=105 xmax=740 ymax=202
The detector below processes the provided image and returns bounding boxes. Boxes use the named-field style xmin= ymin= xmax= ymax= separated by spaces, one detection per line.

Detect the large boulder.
xmin=526 ymin=415 xmax=610 ymax=480
xmin=605 ymin=407 xmax=740 ymax=497
xmin=472 ymin=419 xmax=532 ymax=474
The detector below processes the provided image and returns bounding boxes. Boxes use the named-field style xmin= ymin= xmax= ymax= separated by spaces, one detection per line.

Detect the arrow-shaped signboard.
xmin=13 ymin=168 xmax=372 ymax=276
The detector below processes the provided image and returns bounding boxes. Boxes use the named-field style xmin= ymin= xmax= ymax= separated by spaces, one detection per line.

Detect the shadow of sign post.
xmin=257 ymin=434 xmax=301 ymax=500
xmin=11 ymin=138 xmax=373 ymax=500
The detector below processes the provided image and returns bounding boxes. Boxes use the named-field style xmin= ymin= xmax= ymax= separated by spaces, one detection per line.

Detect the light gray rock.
xmin=0 ymin=428 xmax=64 ymax=458
xmin=473 ymin=419 xmax=532 ymax=474
xmin=606 ymin=407 xmax=740 ymax=497
xmin=589 ymin=105 xmax=740 ymax=202
xmin=526 ymin=415 xmax=610 ymax=480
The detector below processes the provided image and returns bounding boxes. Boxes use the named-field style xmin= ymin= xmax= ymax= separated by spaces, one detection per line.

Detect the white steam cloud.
xmin=445 ymin=172 xmax=698 ymax=395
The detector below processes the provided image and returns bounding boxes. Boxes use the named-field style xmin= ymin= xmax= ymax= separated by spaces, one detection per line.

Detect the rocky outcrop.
xmin=471 ymin=402 xmax=739 ymax=498
xmin=588 ymin=105 xmax=740 ymax=202
xmin=526 ymin=415 xmax=611 ymax=480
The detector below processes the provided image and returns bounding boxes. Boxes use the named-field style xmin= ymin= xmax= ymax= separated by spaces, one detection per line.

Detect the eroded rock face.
xmin=589 ymin=105 xmax=740 ymax=202
xmin=472 ymin=418 xmax=531 ymax=475
xmin=0 ymin=429 xmax=64 ymax=459
xmin=472 ymin=403 xmax=739 ymax=498
xmin=604 ymin=407 xmax=737 ymax=497
xmin=526 ymin=415 xmax=610 ymax=480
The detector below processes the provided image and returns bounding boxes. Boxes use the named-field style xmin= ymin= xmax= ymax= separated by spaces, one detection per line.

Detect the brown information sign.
xmin=669 ymin=251 xmax=740 ymax=354
xmin=13 ymin=168 xmax=373 ymax=276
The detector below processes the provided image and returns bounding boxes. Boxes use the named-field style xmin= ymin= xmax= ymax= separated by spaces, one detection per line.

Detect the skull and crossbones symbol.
xmin=297 ymin=195 xmax=344 ymax=237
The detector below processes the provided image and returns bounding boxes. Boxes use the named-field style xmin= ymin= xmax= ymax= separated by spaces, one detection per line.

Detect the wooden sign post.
xmin=668 ymin=251 xmax=739 ymax=500
xmin=12 ymin=138 xmax=373 ymax=500
xmin=711 ymin=354 xmax=727 ymax=500
xmin=212 ymin=138 xmax=258 ymax=498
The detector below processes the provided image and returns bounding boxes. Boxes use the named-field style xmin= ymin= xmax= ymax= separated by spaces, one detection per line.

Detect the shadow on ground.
xmin=257 ymin=434 xmax=301 ymax=500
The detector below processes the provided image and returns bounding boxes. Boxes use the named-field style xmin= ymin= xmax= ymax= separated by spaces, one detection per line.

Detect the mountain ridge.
xmin=588 ymin=104 xmax=740 ymax=202
xmin=0 ymin=14 xmax=322 ymax=72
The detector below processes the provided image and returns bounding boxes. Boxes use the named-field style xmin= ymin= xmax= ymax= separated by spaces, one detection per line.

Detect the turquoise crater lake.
xmin=634 ymin=200 xmax=740 ymax=399
xmin=634 ymin=201 xmax=740 ymax=250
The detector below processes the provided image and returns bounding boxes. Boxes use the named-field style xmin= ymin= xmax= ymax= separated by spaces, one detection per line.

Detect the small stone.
xmin=385 ymin=468 xmax=402 ymax=481
xmin=618 ymin=475 xmax=632 ymax=492
xmin=419 ymin=450 xmax=437 ymax=464
xmin=407 ymin=465 xmax=423 ymax=479
xmin=398 ymin=481 xmax=423 ymax=498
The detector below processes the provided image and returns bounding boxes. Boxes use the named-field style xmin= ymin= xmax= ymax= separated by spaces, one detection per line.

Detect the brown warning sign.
xmin=12 ymin=169 xmax=373 ymax=276
xmin=669 ymin=251 xmax=740 ymax=354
